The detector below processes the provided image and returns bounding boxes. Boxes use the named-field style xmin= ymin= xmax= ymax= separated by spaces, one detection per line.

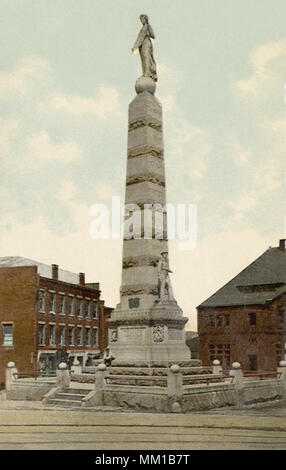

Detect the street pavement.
xmin=0 ymin=399 xmax=285 ymax=450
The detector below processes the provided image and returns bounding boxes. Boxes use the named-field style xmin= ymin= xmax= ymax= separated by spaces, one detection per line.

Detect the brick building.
xmin=197 ymin=239 xmax=286 ymax=372
xmin=0 ymin=257 xmax=113 ymax=386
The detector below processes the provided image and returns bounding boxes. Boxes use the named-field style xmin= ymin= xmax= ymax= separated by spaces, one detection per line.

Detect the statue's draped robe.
xmin=133 ymin=24 xmax=157 ymax=82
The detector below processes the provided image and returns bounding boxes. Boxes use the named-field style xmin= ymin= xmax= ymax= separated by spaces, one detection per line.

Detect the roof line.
xmin=197 ymin=247 xmax=273 ymax=308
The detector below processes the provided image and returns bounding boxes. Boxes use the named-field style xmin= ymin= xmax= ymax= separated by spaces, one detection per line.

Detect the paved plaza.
xmin=0 ymin=399 xmax=285 ymax=450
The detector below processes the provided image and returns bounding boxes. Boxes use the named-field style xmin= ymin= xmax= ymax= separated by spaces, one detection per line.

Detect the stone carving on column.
xmin=132 ymin=14 xmax=157 ymax=82
xmin=157 ymin=251 xmax=175 ymax=302
xmin=153 ymin=325 xmax=165 ymax=343
xmin=128 ymin=297 xmax=140 ymax=308
xmin=110 ymin=329 xmax=118 ymax=343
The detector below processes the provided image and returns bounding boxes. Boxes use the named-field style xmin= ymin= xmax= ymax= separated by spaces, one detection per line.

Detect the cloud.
xmin=57 ymin=180 xmax=78 ymax=203
xmin=253 ymin=158 xmax=283 ymax=192
xmin=230 ymin=139 xmax=253 ymax=167
xmin=260 ymin=117 xmax=286 ymax=138
xmin=0 ymin=56 xmax=50 ymax=98
xmin=165 ymin=110 xmax=211 ymax=186
xmin=235 ymin=39 xmax=286 ymax=94
xmin=225 ymin=193 xmax=258 ymax=220
xmin=27 ymin=131 xmax=81 ymax=164
xmin=0 ymin=118 xmax=19 ymax=153
xmin=41 ymin=86 xmax=121 ymax=119
xmin=155 ymin=62 xmax=211 ymax=195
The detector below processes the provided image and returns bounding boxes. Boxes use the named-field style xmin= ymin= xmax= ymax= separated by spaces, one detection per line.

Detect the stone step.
xmin=47 ymin=398 xmax=85 ymax=407
xmin=44 ymin=388 xmax=91 ymax=407
xmin=66 ymin=388 xmax=91 ymax=395
xmin=54 ymin=393 xmax=86 ymax=401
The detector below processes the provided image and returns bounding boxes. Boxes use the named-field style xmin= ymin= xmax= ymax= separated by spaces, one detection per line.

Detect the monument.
xmin=108 ymin=15 xmax=190 ymax=364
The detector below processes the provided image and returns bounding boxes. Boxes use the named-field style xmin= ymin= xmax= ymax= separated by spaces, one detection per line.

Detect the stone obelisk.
xmin=109 ymin=15 xmax=190 ymax=364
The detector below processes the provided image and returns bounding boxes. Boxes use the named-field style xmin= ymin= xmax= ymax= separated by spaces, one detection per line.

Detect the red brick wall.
xmin=0 ymin=267 xmax=113 ymax=385
xmin=37 ymin=276 xmax=104 ymax=355
xmin=198 ymin=295 xmax=286 ymax=372
xmin=0 ymin=267 xmax=38 ymax=384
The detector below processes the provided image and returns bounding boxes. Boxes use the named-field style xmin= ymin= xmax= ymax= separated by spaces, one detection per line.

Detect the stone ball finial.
xmin=213 ymin=359 xmax=220 ymax=366
xmin=170 ymin=364 xmax=180 ymax=374
xmin=232 ymin=362 xmax=241 ymax=370
xmin=171 ymin=401 xmax=182 ymax=413
xmin=135 ymin=76 xmax=156 ymax=95
xmin=58 ymin=362 xmax=68 ymax=370
xmin=73 ymin=359 xmax=80 ymax=366
xmin=98 ymin=363 xmax=107 ymax=371
xmin=279 ymin=360 xmax=286 ymax=367
xmin=7 ymin=361 xmax=15 ymax=368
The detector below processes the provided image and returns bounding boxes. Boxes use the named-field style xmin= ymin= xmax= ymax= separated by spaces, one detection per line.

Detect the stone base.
xmin=108 ymin=300 xmax=191 ymax=363
xmin=105 ymin=360 xmax=203 ymax=388
xmin=110 ymin=359 xmax=202 ymax=370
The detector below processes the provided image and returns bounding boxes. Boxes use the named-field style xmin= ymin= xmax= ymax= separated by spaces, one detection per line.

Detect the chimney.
xmin=79 ymin=272 xmax=85 ymax=286
xmin=279 ymin=239 xmax=286 ymax=251
xmin=52 ymin=264 xmax=59 ymax=280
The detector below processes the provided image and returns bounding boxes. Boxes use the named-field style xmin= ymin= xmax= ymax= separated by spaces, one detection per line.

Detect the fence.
xmin=4 ymin=359 xmax=286 ymax=411
xmin=83 ymin=359 xmax=286 ymax=412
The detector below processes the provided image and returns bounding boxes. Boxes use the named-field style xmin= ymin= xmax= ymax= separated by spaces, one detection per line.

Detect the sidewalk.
xmin=0 ymin=396 xmax=285 ymax=449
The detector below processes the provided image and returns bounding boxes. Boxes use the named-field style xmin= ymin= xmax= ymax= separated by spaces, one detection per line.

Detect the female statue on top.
xmin=132 ymin=14 xmax=158 ymax=82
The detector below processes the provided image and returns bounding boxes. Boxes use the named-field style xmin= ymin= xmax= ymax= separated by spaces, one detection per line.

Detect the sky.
xmin=0 ymin=0 xmax=285 ymax=330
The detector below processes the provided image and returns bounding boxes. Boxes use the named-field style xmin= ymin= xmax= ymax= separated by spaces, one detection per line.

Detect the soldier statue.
xmin=157 ymin=251 xmax=175 ymax=302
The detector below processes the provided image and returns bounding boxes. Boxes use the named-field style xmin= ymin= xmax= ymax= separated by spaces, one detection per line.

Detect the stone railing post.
xmin=168 ymin=364 xmax=183 ymax=413
xmin=278 ymin=360 xmax=286 ymax=385
xmin=94 ymin=363 xmax=108 ymax=405
xmin=212 ymin=359 xmax=223 ymax=375
xmin=56 ymin=362 xmax=70 ymax=391
xmin=71 ymin=359 xmax=82 ymax=375
xmin=5 ymin=362 xmax=18 ymax=391
xmin=229 ymin=362 xmax=244 ymax=390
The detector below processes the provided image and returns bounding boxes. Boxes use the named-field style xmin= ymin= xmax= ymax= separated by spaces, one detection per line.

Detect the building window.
xmin=86 ymin=327 xmax=91 ymax=347
xmin=2 ymin=323 xmax=13 ymax=348
xmin=50 ymin=293 xmax=56 ymax=314
xmin=59 ymin=326 xmax=66 ymax=347
xmin=209 ymin=314 xmax=229 ymax=328
xmin=93 ymin=302 xmax=99 ymax=319
xmin=93 ymin=328 xmax=98 ymax=347
xmin=248 ymin=354 xmax=257 ymax=371
xmin=86 ymin=300 xmax=91 ymax=319
xmin=68 ymin=326 xmax=75 ymax=346
xmin=248 ymin=312 xmax=256 ymax=326
xmin=39 ymin=324 xmax=46 ymax=346
xmin=278 ymin=309 xmax=285 ymax=327
xmin=209 ymin=343 xmax=231 ymax=368
xmin=275 ymin=343 xmax=283 ymax=366
xmin=224 ymin=314 xmax=230 ymax=326
xmin=39 ymin=290 xmax=46 ymax=313
xmin=59 ymin=295 xmax=66 ymax=315
xmin=77 ymin=299 xmax=83 ymax=319
xmin=49 ymin=325 xmax=56 ymax=347
xmin=77 ymin=326 xmax=83 ymax=347
xmin=69 ymin=297 xmax=75 ymax=316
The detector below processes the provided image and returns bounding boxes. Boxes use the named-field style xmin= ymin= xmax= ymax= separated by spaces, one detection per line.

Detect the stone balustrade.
xmin=4 ymin=359 xmax=286 ymax=411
